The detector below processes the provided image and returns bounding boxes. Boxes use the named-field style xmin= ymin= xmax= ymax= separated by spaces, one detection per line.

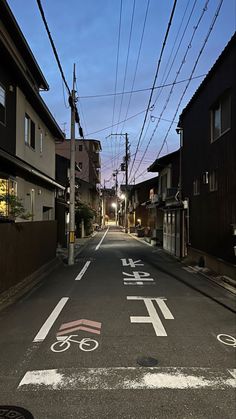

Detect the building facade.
xmin=180 ymin=33 xmax=236 ymax=275
xmin=0 ymin=0 xmax=64 ymax=223
xmin=0 ymin=0 xmax=64 ymax=293
xmin=148 ymin=150 xmax=185 ymax=257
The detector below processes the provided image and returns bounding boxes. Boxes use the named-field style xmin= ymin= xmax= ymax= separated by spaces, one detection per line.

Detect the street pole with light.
xmin=106 ymin=133 xmax=129 ymax=233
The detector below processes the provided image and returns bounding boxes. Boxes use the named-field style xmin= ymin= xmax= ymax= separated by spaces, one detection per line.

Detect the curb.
xmin=128 ymin=232 xmax=236 ymax=296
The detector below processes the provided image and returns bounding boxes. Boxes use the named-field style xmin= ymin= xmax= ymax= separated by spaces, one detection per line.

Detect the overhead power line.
xmin=79 ymin=73 xmax=206 ymax=99
xmin=120 ymin=0 xmax=150 ymax=133
xmin=36 ymin=0 xmax=71 ymax=95
xmin=131 ymin=0 xmax=208 ymax=182
xmin=129 ymin=0 xmax=178 ymax=181
xmin=110 ymin=0 xmax=123 ymax=170
xmin=36 ymin=0 xmax=84 ymax=138
xmin=133 ymin=0 xmax=224 ymax=183
xmin=155 ymin=0 xmax=224 ymax=160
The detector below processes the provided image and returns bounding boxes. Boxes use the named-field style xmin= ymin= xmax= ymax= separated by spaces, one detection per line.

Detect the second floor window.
xmin=209 ymin=170 xmax=218 ymax=192
xmin=78 ymin=145 xmax=83 ymax=151
xmin=193 ymin=178 xmax=200 ymax=196
xmin=25 ymin=114 xmax=35 ymax=149
xmin=39 ymin=131 xmax=43 ymax=153
xmin=160 ymin=174 xmax=167 ymax=195
xmin=211 ymin=91 xmax=231 ymax=142
xmin=0 ymin=84 xmax=6 ymax=125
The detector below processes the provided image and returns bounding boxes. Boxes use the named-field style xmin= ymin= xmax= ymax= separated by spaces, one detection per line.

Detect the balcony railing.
xmin=166 ymin=187 xmax=178 ymax=199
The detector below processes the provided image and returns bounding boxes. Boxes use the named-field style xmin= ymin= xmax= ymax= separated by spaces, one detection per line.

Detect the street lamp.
xmin=111 ymin=202 xmax=117 ymax=224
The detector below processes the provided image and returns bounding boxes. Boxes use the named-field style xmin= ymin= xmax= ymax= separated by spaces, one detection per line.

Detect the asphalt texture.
xmin=0 ymin=225 xmax=235 ymax=419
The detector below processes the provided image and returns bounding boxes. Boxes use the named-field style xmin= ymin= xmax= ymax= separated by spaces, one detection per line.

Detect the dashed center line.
xmin=95 ymin=227 xmax=109 ymax=251
xmin=75 ymin=261 xmax=91 ymax=280
xmin=33 ymin=297 xmax=69 ymax=343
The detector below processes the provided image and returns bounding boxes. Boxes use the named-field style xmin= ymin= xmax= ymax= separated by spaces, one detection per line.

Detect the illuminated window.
xmin=0 ymin=84 xmax=6 ymax=125
xmin=0 ymin=178 xmax=17 ymax=218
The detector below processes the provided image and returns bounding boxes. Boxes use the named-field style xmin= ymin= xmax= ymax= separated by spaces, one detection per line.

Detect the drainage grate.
xmin=137 ymin=356 xmax=158 ymax=367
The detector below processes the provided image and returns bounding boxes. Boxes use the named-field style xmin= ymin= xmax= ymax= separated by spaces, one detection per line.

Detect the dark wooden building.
xmin=148 ymin=150 xmax=185 ymax=257
xmin=179 ymin=33 xmax=236 ymax=277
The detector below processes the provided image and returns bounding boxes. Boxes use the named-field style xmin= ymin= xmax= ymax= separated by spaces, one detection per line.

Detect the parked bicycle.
xmin=51 ymin=335 xmax=98 ymax=353
xmin=217 ymin=334 xmax=236 ymax=347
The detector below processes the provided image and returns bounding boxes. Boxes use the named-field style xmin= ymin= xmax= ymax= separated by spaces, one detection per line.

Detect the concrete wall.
xmin=16 ymin=176 xmax=55 ymax=221
xmin=0 ymin=220 xmax=57 ymax=293
xmin=15 ymin=87 xmax=55 ymax=179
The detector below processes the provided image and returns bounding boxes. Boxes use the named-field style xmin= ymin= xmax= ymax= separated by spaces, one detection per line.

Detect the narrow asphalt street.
xmin=0 ymin=226 xmax=235 ymax=419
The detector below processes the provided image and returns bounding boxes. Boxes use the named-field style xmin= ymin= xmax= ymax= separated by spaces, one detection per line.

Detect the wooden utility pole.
xmin=68 ymin=64 xmax=76 ymax=265
xmin=124 ymin=133 xmax=128 ymax=233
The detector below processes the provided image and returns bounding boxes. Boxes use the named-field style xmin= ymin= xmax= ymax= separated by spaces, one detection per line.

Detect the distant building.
xmin=56 ymin=139 xmax=101 ymax=185
xmin=56 ymin=154 xmax=101 ymax=246
xmin=56 ymin=139 xmax=101 ymax=226
xmin=148 ymin=151 xmax=184 ymax=256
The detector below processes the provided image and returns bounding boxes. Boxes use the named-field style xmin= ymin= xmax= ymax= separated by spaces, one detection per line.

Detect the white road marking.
xmin=127 ymin=296 xmax=174 ymax=336
xmin=129 ymin=233 xmax=153 ymax=246
xmin=156 ymin=298 xmax=174 ymax=319
xmin=33 ymin=298 xmax=69 ymax=343
xmin=18 ymin=367 xmax=236 ymax=391
xmin=124 ymin=281 xmax=155 ymax=286
xmin=121 ymin=258 xmax=144 ymax=267
xmin=75 ymin=261 xmax=91 ymax=280
xmin=95 ymin=227 xmax=109 ymax=251
xmin=229 ymin=369 xmax=236 ymax=379
xmin=123 ymin=271 xmax=154 ymax=281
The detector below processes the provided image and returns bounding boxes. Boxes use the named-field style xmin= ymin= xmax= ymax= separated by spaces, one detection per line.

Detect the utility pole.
xmin=106 ymin=133 xmax=129 ymax=233
xmin=113 ymin=169 xmax=118 ymax=225
xmin=68 ymin=64 xmax=76 ymax=265
xmin=125 ymin=133 xmax=128 ymax=233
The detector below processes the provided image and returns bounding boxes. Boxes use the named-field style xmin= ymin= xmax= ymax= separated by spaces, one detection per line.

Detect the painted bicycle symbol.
xmin=217 ymin=334 xmax=236 ymax=347
xmin=51 ymin=335 xmax=99 ymax=353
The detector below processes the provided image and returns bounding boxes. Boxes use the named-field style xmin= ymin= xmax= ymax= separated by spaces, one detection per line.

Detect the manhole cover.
xmin=137 ymin=356 xmax=158 ymax=367
xmin=0 ymin=406 xmax=34 ymax=418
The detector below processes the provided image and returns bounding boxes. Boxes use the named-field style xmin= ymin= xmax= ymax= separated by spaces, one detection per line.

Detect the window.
xmin=39 ymin=131 xmax=43 ymax=153
xmin=160 ymin=174 xmax=167 ymax=194
xmin=211 ymin=91 xmax=231 ymax=142
xmin=24 ymin=114 xmax=35 ymax=149
xmin=209 ymin=170 xmax=218 ymax=192
xmin=193 ymin=178 xmax=200 ymax=196
xmin=78 ymin=145 xmax=83 ymax=151
xmin=30 ymin=188 xmax=35 ymax=220
xmin=0 ymin=178 xmax=17 ymax=218
xmin=43 ymin=206 xmax=52 ymax=220
xmin=78 ymin=162 xmax=83 ymax=170
xmin=0 ymin=84 xmax=6 ymax=125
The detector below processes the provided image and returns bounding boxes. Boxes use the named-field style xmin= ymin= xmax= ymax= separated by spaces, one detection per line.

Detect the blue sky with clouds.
xmin=7 ymin=0 xmax=236 ymax=187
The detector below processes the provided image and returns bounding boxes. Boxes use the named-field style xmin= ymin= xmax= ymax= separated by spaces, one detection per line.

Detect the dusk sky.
xmin=7 ymin=0 xmax=236 ymax=188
